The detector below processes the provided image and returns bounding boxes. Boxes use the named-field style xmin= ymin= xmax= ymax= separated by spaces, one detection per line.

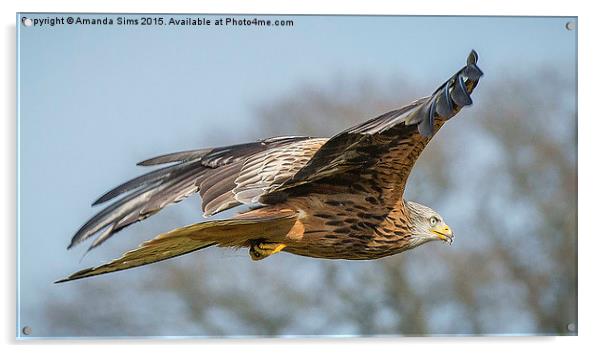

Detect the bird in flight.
xmin=57 ymin=51 xmax=483 ymax=283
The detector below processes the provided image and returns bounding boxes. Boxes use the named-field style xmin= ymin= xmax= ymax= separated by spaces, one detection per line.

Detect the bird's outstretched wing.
xmin=69 ymin=136 xmax=326 ymax=251
xmin=58 ymin=210 xmax=298 ymax=283
xmin=267 ymin=50 xmax=483 ymax=196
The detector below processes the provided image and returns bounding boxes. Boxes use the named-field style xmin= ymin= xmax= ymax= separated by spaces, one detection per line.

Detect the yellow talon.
xmin=250 ymin=242 xmax=287 ymax=261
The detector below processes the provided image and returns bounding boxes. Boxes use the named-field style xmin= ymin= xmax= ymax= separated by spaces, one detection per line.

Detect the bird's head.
xmin=405 ymin=201 xmax=454 ymax=248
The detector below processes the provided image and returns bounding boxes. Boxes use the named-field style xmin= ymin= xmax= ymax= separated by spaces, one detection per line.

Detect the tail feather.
xmin=57 ymin=210 xmax=298 ymax=283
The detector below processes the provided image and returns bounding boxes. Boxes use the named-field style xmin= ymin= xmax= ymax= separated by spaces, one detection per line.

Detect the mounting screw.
xmin=565 ymin=21 xmax=576 ymax=31
xmin=21 ymin=17 xmax=33 ymax=27
xmin=22 ymin=326 xmax=32 ymax=336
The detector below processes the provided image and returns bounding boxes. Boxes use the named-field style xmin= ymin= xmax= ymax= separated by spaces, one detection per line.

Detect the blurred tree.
xmin=43 ymin=68 xmax=576 ymax=337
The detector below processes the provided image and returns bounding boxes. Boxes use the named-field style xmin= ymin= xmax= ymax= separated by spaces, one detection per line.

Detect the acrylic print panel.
xmin=16 ymin=14 xmax=577 ymax=338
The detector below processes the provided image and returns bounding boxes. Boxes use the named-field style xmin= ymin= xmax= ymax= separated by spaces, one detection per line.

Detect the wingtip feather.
xmin=54 ymin=267 xmax=95 ymax=283
xmin=416 ymin=50 xmax=483 ymax=137
xmin=468 ymin=49 xmax=479 ymax=65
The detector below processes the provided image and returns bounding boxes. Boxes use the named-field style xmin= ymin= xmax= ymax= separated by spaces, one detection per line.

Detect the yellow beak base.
xmin=431 ymin=225 xmax=453 ymax=244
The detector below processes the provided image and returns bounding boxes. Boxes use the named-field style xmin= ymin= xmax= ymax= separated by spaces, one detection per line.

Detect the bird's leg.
xmin=249 ymin=241 xmax=287 ymax=261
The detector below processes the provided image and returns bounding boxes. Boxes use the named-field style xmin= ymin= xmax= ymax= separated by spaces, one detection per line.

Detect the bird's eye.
xmin=429 ymin=217 xmax=438 ymax=226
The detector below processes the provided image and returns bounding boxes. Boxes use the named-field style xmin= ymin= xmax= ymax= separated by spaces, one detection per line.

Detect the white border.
xmin=3 ymin=0 xmax=599 ymax=352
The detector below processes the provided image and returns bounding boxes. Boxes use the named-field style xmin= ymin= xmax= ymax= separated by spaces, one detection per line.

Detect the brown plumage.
xmin=57 ymin=51 xmax=482 ymax=283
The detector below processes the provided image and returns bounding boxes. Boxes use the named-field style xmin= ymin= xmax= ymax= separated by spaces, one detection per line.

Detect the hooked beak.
xmin=431 ymin=225 xmax=454 ymax=245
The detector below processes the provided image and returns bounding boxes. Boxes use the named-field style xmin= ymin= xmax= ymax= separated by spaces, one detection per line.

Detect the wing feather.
xmin=270 ymin=50 xmax=483 ymax=195
xmin=232 ymin=138 xmax=327 ymax=204
xmin=69 ymin=136 xmax=318 ymax=250
xmin=136 ymin=148 xmax=212 ymax=166
xmin=57 ymin=210 xmax=299 ymax=283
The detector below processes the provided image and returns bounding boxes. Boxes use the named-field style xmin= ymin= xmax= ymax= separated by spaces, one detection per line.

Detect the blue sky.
xmin=17 ymin=14 xmax=576 ymax=337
